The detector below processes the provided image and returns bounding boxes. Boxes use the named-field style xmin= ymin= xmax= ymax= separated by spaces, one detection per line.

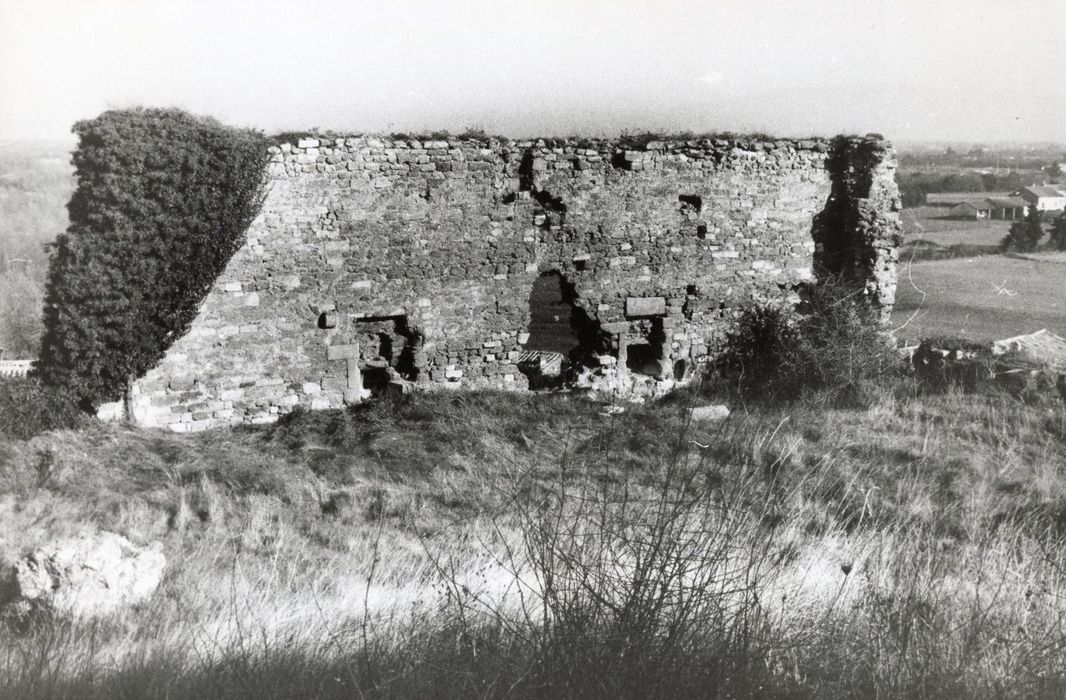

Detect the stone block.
xmin=322 ymin=376 xmax=348 ymax=392
xmin=168 ymin=377 xmax=196 ymax=391
xmin=326 ymin=343 xmax=359 ymax=360
xmin=385 ymin=379 xmax=413 ymax=402
xmin=625 ymin=297 xmax=667 ymax=317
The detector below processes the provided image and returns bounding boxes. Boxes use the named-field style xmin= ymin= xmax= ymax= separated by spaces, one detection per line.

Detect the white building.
xmin=1018 ymin=185 xmax=1066 ymax=212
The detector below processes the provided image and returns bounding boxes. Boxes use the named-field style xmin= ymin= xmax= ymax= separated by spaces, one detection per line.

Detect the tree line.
xmin=895 ymin=170 xmax=1057 ymax=208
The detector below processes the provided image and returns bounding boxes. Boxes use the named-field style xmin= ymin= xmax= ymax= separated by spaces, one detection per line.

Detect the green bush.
xmin=714 ymin=301 xmax=803 ymax=401
xmin=715 ymin=280 xmax=900 ymax=405
xmin=1049 ymin=212 xmax=1066 ymax=251
xmin=1000 ymin=207 xmax=1044 ymax=253
xmin=36 ymin=108 xmax=269 ymax=409
xmin=0 ymin=377 xmax=84 ymax=439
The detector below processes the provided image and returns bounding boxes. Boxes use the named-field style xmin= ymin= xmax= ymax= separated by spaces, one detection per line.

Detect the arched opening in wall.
xmin=520 ymin=271 xmax=606 ymax=388
xmin=354 ymin=314 xmax=421 ymax=395
xmin=525 ymin=272 xmax=582 ymax=355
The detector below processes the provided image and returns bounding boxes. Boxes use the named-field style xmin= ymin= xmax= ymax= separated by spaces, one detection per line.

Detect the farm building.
xmin=948 ymin=197 xmax=1027 ymax=220
xmin=0 ymin=360 xmax=32 ymax=379
xmin=948 ymin=199 xmax=992 ymax=219
xmin=986 ymin=197 xmax=1028 ymax=220
xmin=0 ymin=347 xmax=34 ymax=379
xmin=1017 ymin=185 xmax=1066 ymax=212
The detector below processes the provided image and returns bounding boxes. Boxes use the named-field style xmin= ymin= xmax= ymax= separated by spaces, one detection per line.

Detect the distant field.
xmin=891 ymin=253 xmax=1066 ymax=344
xmin=901 ymin=206 xmax=1013 ymax=247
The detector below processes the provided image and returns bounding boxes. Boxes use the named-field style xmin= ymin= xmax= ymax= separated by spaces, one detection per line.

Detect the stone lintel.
xmin=327 ymin=343 xmax=360 ymax=361
xmin=625 ymin=297 xmax=666 ymax=317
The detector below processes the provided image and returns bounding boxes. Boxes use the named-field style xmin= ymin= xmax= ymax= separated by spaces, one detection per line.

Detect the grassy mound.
xmin=2 ymin=384 xmax=1066 ymax=698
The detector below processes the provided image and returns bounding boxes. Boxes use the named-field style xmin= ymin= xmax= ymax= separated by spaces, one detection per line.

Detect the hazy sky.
xmin=2 ymin=0 xmax=1064 ymax=143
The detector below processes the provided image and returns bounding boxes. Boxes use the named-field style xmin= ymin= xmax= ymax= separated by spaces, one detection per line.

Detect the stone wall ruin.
xmin=111 ymin=134 xmax=902 ymax=431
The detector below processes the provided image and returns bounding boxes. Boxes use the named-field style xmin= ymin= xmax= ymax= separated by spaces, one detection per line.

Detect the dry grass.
xmin=2 ymin=385 xmax=1066 ymax=698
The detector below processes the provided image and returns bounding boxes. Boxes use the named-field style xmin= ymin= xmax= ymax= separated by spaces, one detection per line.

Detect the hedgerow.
xmin=36 ymin=108 xmax=269 ymax=409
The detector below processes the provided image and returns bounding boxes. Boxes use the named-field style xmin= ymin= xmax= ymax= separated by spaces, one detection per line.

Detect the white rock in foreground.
xmin=12 ymin=532 xmax=165 ymax=617
xmin=691 ymin=405 xmax=731 ymax=422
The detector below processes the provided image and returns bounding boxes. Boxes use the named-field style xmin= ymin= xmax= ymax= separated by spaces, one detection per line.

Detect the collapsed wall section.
xmin=116 ymin=134 xmax=901 ymax=431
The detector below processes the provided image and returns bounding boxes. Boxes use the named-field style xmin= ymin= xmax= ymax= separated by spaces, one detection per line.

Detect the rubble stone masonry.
xmin=111 ymin=134 xmax=902 ymax=431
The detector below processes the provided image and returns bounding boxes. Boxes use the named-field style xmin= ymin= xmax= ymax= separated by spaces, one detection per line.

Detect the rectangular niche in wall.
xmin=623 ymin=317 xmax=667 ymax=378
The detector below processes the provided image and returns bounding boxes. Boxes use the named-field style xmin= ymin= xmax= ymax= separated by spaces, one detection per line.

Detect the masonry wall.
xmin=117 ymin=134 xmax=902 ymax=431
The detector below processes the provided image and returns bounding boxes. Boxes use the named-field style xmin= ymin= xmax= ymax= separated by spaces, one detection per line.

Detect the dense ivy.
xmin=36 ymin=108 xmax=269 ymax=409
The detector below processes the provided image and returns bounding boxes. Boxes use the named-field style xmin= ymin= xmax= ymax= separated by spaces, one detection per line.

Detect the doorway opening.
xmin=521 ymin=271 xmax=608 ymax=387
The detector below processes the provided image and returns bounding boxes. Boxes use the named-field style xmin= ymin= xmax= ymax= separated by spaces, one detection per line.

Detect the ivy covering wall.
xmin=36 ymin=108 xmax=269 ymax=408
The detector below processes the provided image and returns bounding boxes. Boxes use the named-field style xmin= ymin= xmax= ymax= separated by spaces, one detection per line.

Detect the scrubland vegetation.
xmin=4 ymin=291 xmax=1066 ymax=699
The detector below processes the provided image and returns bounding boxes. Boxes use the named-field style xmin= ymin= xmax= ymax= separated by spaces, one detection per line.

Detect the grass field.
xmin=895 ymin=251 xmax=1066 ymax=343
xmin=5 ymin=384 xmax=1066 ymax=698
xmin=893 ymin=199 xmax=1066 ymax=344
xmin=898 ymin=207 xmax=1012 ymax=267
xmin=903 ymin=205 xmax=1015 ymax=242
xmin=892 ymin=252 xmax=1066 ymax=344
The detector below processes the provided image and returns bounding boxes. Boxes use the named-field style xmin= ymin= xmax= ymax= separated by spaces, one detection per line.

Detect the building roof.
xmin=991 ymin=329 xmax=1066 ymax=371
xmin=951 ymin=199 xmax=993 ymax=211
xmin=986 ymin=197 xmax=1027 ymax=209
xmin=1020 ymin=185 xmax=1066 ymax=199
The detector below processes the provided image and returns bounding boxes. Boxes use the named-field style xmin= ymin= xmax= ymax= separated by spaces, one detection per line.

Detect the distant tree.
xmin=1000 ymin=207 xmax=1044 ymax=253
xmin=1049 ymin=212 xmax=1066 ymax=251
xmin=941 ymin=173 xmax=984 ymax=192
xmin=0 ymin=267 xmax=42 ymax=356
xmin=36 ymin=108 xmax=269 ymax=409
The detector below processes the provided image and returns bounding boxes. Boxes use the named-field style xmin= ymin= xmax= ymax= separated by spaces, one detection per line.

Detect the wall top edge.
xmin=268 ymin=134 xmax=894 ymax=156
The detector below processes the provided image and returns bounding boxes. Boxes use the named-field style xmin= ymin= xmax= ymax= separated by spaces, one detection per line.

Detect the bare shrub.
xmin=715 ymin=279 xmax=901 ymax=406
